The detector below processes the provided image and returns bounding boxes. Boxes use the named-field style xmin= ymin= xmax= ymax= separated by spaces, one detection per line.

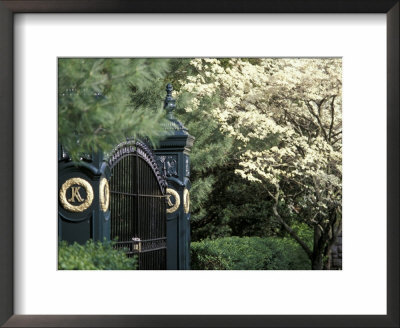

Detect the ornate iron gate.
xmin=108 ymin=140 xmax=167 ymax=270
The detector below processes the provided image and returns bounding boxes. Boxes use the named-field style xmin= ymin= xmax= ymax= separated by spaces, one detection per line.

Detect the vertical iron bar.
xmin=122 ymin=156 xmax=129 ymax=241
xmin=136 ymin=151 xmax=139 ymax=269
xmin=109 ymin=142 xmax=167 ymax=270
xmin=131 ymin=155 xmax=133 ymax=239
xmin=121 ymin=156 xmax=124 ymax=241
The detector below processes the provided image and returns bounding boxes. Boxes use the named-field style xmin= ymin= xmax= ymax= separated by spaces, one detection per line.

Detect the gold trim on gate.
xmin=59 ymin=177 xmax=94 ymax=212
xmin=183 ymin=188 xmax=190 ymax=214
xmin=166 ymin=188 xmax=180 ymax=214
xmin=99 ymin=177 xmax=110 ymax=212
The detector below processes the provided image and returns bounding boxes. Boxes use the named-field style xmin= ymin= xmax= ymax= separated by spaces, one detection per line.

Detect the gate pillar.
xmin=58 ymin=148 xmax=111 ymax=244
xmin=154 ymin=84 xmax=194 ymax=270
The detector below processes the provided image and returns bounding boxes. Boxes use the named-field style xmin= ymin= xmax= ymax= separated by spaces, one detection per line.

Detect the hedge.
xmin=58 ymin=240 xmax=137 ymax=270
xmin=191 ymin=236 xmax=311 ymax=270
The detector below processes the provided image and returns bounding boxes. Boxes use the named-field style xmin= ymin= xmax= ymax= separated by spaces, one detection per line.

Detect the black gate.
xmin=108 ymin=140 xmax=167 ymax=270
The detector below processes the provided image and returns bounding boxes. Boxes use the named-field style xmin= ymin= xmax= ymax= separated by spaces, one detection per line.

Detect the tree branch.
xmin=305 ymin=101 xmax=329 ymax=142
xmin=267 ymin=187 xmax=313 ymax=259
xmin=328 ymin=96 xmax=336 ymax=142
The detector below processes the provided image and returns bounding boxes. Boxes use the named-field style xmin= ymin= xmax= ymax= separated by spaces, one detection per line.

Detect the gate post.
xmin=58 ymin=148 xmax=111 ymax=244
xmin=154 ymin=84 xmax=194 ymax=270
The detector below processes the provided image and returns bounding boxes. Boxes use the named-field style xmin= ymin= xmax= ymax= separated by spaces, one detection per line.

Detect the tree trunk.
xmin=312 ymin=225 xmax=324 ymax=269
xmin=311 ymin=252 xmax=324 ymax=270
xmin=324 ymin=249 xmax=331 ymax=270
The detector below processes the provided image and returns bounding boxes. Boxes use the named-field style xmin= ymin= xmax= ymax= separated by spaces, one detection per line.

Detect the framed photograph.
xmin=1 ymin=1 xmax=398 ymax=327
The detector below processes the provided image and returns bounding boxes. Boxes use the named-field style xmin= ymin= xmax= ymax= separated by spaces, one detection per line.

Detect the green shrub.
xmin=58 ymin=240 xmax=137 ymax=270
xmin=191 ymin=236 xmax=311 ymax=270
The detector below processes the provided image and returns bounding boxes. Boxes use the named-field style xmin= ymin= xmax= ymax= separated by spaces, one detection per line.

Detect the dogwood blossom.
xmin=178 ymin=58 xmax=342 ymax=269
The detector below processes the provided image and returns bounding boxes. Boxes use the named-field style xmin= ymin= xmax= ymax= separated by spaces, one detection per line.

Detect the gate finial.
xmin=164 ymin=83 xmax=176 ymax=118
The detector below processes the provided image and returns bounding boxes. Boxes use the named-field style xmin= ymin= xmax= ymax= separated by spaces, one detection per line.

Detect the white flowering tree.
xmin=178 ymin=58 xmax=342 ymax=269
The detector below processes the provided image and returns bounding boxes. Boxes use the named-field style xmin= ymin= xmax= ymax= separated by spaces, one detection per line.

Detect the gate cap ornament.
xmin=164 ymin=83 xmax=176 ymax=118
xmin=59 ymin=177 xmax=94 ymax=212
xmin=163 ymin=84 xmax=189 ymax=134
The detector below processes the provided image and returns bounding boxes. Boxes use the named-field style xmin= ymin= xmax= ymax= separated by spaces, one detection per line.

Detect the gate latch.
xmin=132 ymin=237 xmax=142 ymax=253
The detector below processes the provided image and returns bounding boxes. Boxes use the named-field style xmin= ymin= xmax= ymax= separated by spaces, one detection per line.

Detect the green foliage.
xmin=58 ymin=58 xmax=170 ymax=160
xmin=58 ymin=240 xmax=137 ymax=270
xmin=290 ymin=222 xmax=314 ymax=250
xmin=165 ymin=60 xmax=236 ymax=221
xmin=191 ymin=169 xmax=279 ymax=241
xmin=191 ymin=236 xmax=311 ymax=270
xmin=169 ymin=59 xmax=284 ymax=242
xmin=172 ymin=79 xmax=235 ymax=236
xmin=177 ymin=124 xmax=234 ymax=231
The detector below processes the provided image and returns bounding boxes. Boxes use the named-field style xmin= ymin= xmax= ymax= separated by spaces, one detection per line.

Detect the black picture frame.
xmin=0 ymin=1 xmax=398 ymax=327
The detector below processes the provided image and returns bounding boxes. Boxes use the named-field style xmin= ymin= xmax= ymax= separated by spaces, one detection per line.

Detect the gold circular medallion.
xmin=59 ymin=177 xmax=94 ymax=212
xmin=166 ymin=188 xmax=180 ymax=214
xmin=99 ymin=177 xmax=110 ymax=212
xmin=183 ymin=188 xmax=190 ymax=214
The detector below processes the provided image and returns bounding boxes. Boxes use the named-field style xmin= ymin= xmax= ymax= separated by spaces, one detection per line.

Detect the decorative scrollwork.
xmin=166 ymin=188 xmax=180 ymax=214
xmin=59 ymin=177 xmax=93 ymax=213
xmin=157 ymin=155 xmax=178 ymax=178
xmin=99 ymin=177 xmax=110 ymax=212
xmin=107 ymin=139 xmax=167 ymax=193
